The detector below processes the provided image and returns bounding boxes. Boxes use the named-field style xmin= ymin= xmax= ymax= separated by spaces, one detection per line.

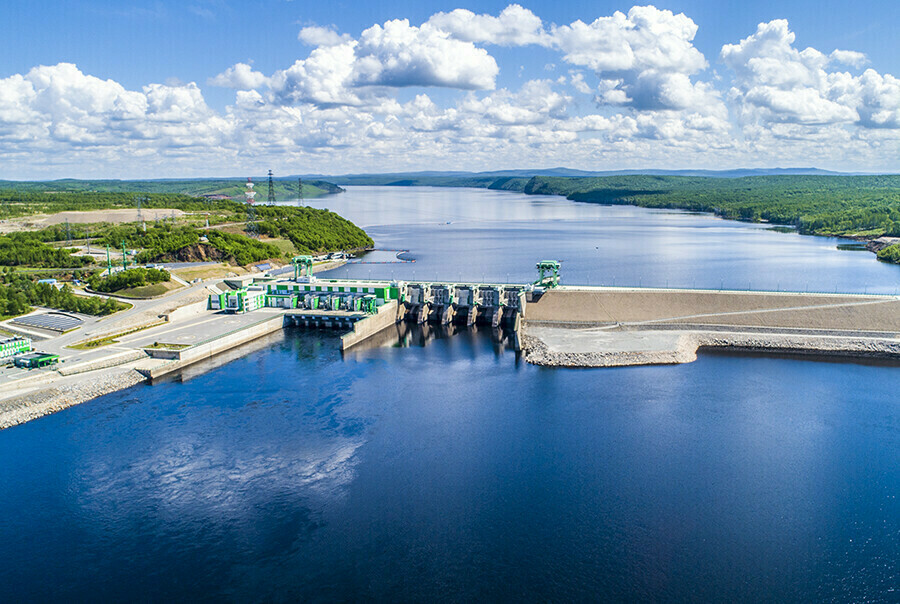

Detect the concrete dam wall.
xmin=524 ymin=288 xmax=900 ymax=334
xmin=521 ymin=287 xmax=900 ymax=367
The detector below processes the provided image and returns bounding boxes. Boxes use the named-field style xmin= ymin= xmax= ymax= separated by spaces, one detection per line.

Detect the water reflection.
xmin=342 ymin=321 xmax=521 ymax=361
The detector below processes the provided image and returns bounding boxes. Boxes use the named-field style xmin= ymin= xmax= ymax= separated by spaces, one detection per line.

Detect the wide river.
xmin=1 ymin=187 xmax=898 ymax=601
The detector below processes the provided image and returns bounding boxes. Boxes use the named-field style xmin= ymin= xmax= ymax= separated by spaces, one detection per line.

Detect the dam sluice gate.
xmin=206 ymin=260 xmax=561 ymax=348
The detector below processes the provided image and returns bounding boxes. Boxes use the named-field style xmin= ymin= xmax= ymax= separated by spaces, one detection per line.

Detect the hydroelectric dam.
xmin=137 ymin=257 xmax=900 ymax=380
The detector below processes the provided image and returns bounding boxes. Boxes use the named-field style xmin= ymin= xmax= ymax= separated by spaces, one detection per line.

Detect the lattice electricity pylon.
xmin=245 ymin=177 xmax=259 ymax=238
xmin=246 ymin=202 xmax=258 ymax=238
xmin=267 ymin=169 xmax=276 ymax=203
xmin=298 ymin=178 xmax=303 ymax=205
xmin=135 ymin=196 xmax=148 ymax=232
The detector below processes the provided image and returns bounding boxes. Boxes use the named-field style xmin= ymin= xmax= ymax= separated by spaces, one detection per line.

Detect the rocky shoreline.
xmin=0 ymin=369 xmax=147 ymax=430
xmin=522 ymin=327 xmax=900 ymax=368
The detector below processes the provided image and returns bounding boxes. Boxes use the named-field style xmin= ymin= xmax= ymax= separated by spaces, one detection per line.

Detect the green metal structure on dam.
xmin=207 ymin=260 xmax=563 ymax=332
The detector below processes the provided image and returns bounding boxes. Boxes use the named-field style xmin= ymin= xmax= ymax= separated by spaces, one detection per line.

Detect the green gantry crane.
xmin=292 ymin=255 xmax=314 ymax=280
xmin=535 ymin=260 xmax=561 ymax=287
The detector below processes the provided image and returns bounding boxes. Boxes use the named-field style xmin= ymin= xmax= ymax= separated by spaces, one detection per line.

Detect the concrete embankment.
xmin=142 ymin=313 xmax=286 ymax=380
xmin=340 ymin=301 xmax=400 ymax=350
xmin=522 ymin=287 xmax=900 ymax=367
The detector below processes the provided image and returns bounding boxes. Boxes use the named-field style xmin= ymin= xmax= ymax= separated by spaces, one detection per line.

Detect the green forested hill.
xmin=0 ymin=190 xmax=238 ymax=219
xmin=0 ymin=178 xmax=343 ymax=202
xmin=516 ymin=175 xmax=900 ymax=237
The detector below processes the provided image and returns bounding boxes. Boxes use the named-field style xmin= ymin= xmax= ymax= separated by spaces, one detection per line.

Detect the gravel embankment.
xmin=522 ymin=328 xmax=900 ymax=368
xmin=0 ymin=369 xmax=147 ymax=430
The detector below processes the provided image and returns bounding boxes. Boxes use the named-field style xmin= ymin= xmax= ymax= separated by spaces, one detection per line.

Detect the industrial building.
xmin=209 ymin=280 xmax=397 ymax=314
xmin=14 ymin=352 xmax=59 ymax=369
xmin=0 ymin=337 xmax=32 ymax=360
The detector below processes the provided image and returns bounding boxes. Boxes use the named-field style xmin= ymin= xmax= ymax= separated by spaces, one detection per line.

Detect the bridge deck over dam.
xmin=521 ymin=287 xmax=900 ymax=367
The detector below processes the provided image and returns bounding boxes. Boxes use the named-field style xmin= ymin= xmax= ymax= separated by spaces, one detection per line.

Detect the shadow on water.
xmin=342 ymin=321 xmax=522 ymax=362
xmin=163 ymin=322 xmax=522 ymax=384
xmin=699 ymin=347 xmax=900 ymax=368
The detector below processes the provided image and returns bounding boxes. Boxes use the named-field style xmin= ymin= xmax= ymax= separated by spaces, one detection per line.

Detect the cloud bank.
xmin=1 ymin=5 xmax=899 ymax=178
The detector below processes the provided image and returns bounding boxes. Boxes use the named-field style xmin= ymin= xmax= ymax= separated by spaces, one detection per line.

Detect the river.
xmin=1 ymin=187 xmax=898 ymax=602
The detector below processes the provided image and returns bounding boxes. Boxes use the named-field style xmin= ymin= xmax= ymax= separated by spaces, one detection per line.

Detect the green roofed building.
xmin=0 ymin=337 xmax=32 ymax=360
xmin=14 ymin=352 xmax=59 ymax=369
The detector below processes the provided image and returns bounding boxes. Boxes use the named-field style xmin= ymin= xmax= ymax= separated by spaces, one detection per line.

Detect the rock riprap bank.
xmin=521 ymin=287 xmax=900 ymax=367
xmin=0 ymin=368 xmax=147 ymax=430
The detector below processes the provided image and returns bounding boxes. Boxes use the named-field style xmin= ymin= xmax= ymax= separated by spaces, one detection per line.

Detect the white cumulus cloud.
xmin=425 ymin=4 xmax=550 ymax=46
xmin=549 ymin=5 xmax=721 ymax=114
xmin=208 ymin=62 xmax=267 ymax=90
xmin=722 ymin=19 xmax=898 ymax=129
xmin=299 ymin=25 xmax=352 ymax=47
xmin=353 ymin=19 xmax=498 ymax=89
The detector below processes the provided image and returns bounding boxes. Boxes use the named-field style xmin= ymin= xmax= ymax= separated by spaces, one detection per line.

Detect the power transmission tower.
xmin=298 ymin=178 xmax=303 ymax=206
xmin=64 ymin=219 xmax=72 ymax=246
xmin=267 ymin=169 xmax=276 ymax=203
xmin=245 ymin=178 xmax=258 ymax=238
xmin=135 ymin=196 xmax=147 ymax=231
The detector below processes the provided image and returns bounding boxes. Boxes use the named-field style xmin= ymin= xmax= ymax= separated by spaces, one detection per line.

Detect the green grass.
xmin=68 ymin=336 xmax=119 ymax=350
xmin=265 ymin=238 xmax=298 ymax=256
xmin=112 ymin=282 xmax=179 ymax=299
xmin=144 ymin=342 xmax=190 ymax=350
xmin=67 ymin=320 xmax=164 ymax=350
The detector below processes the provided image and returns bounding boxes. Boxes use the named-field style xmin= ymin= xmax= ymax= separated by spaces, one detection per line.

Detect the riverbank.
xmin=522 ymin=326 xmax=900 ymax=367
xmin=0 ymin=368 xmax=147 ymax=430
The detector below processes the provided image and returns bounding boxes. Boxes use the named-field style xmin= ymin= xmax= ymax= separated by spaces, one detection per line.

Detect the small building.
xmin=14 ymin=352 xmax=59 ymax=369
xmin=0 ymin=337 xmax=32 ymax=360
xmin=210 ymin=286 xmax=267 ymax=313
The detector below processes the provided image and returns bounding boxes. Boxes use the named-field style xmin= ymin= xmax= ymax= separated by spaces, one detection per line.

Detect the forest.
xmin=0 ymin=270 xmax=127 ymax=317
xmin=0 ymin=233 xmax=94 ymax=268
xmin=255 ymin=205 xmax=374 ymax=253
xmin=515 ymin=175 xmax=900 ymax=238
xmin=0 ymin=190 xmax=242 ymax=220
xmin=0 ymin=177 xmax=343 ymax=207
xmin=88 ymin=268 xmax=171 ymax=293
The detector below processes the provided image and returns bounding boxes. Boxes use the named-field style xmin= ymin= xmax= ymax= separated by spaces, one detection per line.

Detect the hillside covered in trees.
xmin=356 ymin=173 xmax=900 ymax=240
xmin=516 ymin=175 xmax=900 ymax=238
xmin=0 ymin=178 xmax=343 ymax=203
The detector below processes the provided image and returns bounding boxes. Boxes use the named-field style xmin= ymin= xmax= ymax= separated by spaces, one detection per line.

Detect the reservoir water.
xmin=1 ymin=187 xmax=899 ymax=601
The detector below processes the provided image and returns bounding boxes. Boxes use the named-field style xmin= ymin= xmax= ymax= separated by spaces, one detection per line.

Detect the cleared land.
xmin=170 ymin=263 xmax=248 ymax=281
xmin=1 ymin=209 xmax=185 ymax=232
xmin=112 ymin=281 xmax=183 ymax=299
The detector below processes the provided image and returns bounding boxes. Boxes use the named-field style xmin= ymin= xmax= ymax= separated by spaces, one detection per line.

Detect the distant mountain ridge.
xmin=306 ymin=167 xmax=879 ymax=185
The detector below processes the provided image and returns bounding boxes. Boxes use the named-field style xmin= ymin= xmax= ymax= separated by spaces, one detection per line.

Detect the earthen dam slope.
xmin=521 ymin=287 xmax=900 ymax=367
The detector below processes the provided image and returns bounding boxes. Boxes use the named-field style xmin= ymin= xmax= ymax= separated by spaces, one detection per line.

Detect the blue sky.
xmin=2 ymin=0 xmax=899 ymax=178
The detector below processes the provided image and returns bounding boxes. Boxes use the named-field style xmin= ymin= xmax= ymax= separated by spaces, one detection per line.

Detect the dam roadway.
xmin=520 ymin=287 xmax=900 ymax=367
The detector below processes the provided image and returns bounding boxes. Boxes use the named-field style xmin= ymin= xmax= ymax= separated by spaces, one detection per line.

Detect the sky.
xmin=2 ymin=0 xmax=899 ymax=179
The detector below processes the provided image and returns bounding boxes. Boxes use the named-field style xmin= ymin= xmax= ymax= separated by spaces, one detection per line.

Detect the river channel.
xmin=1 ymin=187 xmax=898 ymax=601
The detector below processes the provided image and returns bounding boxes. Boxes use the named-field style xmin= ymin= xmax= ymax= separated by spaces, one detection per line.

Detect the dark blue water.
xmin=1 ymin=329 xmax=898 ymax=601
xmin=3 ymin=187 xmax=900 ymax=601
